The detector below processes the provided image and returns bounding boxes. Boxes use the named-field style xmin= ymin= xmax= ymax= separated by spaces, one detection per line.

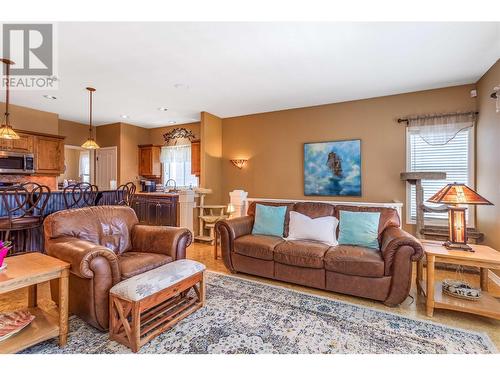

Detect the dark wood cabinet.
xmin=138 ymin=145 xmax=161 ymax=177
xmin=132 ymin=193 xmax=178 ymax=226
xmin=191 ymin=140 xmax=200 ymax=177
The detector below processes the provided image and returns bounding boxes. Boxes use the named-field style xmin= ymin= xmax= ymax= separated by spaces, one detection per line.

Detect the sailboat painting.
xmin=304 ymin=139 xmax=361 ymax=196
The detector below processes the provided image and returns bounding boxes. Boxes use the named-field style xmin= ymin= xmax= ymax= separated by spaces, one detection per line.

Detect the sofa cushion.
xmin=292 ymin=202 xmax=335 ymax=219
xmin=118 ymin=252 xmax=172 ymax=279
xmin=234 ymin=234 xmax=284 ymax=260
xmin=44 ymin=206 xmax=139 ymax=254
xmin=324 ymin=245 xmax=385 ymax=278
xmin=252 ymin=204 xmax=287 ymax=237
xmin=338 ymin=210 xmax=380 ymax=249
xmin=287 ymin=211 xmax=339 ymax=246
xmin=334 ymin=205 xmax=400 ymax=241
xmin=274 ymin=240 xmax=330 ymax=269
xmin=247 ymin=201 xmax=295 ymax=237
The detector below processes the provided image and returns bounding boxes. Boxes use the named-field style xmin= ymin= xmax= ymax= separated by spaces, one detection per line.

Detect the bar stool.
xmin=63 ymin=182 xmax=99 ymax=209
xmin=116 ymin=182 xmax=136 ymax=206
xmin=0 ymin=182 xmax=51 ymax=252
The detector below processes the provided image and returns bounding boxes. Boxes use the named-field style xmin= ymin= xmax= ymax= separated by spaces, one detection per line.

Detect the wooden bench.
xmin=109 ymin=259 xmax=206 ymax=352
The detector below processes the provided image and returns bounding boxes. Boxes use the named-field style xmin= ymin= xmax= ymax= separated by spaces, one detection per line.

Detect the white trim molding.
xmin=244 ymin=196 xmax=404 ymax=227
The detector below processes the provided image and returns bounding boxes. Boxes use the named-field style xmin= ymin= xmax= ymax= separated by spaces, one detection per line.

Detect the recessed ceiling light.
xmin=158 ymin=107 xmax=168 ymax=112
xmin=43 ymin=94 xmax=57 ymax=100
xmin=120 ymin=115 xmax=129 ymax=119
xmin=173 ymin=83 xmax=189 ymax=90
xmin=168 ymin=121 xmax=176 ymax=124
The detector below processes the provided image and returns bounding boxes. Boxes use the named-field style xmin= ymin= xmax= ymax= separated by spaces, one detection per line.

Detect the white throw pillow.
xmin=286 ymin=211 xmax=339 ymax=246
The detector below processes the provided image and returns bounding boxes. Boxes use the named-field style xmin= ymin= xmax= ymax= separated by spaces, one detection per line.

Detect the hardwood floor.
xmin=1 ymin=242 xmax=499 ymax=350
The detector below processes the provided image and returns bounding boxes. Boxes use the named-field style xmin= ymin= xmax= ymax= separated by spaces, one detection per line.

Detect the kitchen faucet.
xmin=165 ymin=178 xmax=177 ymax=192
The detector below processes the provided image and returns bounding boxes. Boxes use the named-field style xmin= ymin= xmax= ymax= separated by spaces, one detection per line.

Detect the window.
xmin=406 ymin=127 xmax=474 ymax=224
xmin=79 ymin=151 xmax=90 ymax=183
xmin=161 ymin=144 xmax=198 ymax=188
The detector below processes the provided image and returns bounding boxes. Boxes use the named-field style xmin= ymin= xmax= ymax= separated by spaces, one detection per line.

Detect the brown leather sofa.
xmin=216 ymin=202 xmax=423 ymax=306
xmin=44 ymin=205 xmax=192 ymax=331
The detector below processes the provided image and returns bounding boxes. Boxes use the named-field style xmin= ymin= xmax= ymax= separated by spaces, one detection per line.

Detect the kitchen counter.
xmin=134 ymin=191 xmax=179 ymax=197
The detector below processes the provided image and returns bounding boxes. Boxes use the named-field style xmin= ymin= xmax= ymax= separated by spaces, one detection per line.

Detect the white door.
xmin=96 ymin=146 xmax=117 ymax=189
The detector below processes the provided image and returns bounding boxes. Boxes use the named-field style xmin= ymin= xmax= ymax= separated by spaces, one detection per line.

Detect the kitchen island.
xmin=132 ymin=192 xmax=179 ymax=227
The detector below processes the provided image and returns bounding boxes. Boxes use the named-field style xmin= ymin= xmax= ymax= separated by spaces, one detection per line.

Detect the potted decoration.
xmin=0 ymin=241 xmax=12 ymax=272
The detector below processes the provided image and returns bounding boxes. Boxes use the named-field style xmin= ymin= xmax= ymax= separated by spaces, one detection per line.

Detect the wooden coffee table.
xmin=0 ymin=253 xmax=70 ymax=353
xmin=417 ymin=240 xmax=500 ymax=320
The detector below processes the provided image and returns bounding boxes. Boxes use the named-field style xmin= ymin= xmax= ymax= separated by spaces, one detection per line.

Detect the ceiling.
xmin=5 ymin=22 xmax=500 ymax=128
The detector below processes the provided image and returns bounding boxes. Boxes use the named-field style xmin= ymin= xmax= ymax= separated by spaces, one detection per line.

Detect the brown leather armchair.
xmin=44 ymin=206 xmax=192 ymax=331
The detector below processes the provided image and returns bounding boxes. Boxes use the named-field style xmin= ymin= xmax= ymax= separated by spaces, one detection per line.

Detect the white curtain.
xmin=407 ymin=112 xmax=476 ymax=146
xmin=160 ymin=144 xmax=191 ymax=164
xmin=160 ymin=144 xmax=197 ymax=187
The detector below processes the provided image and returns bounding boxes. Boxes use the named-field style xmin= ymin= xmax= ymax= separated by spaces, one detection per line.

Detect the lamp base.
xmin=443 ymin=241 xmax=474 ymax=252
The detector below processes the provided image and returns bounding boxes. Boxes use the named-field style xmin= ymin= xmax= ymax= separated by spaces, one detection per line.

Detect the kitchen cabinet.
xmin=34 ymin=135 xmax=65 ymax=175
xmin=0 ymin=133 xmax=34 ymax=153
xmin=138 ymin=145 xmax=161 ymax=177
xmin=132 ymin=193 xmax=178 ymax=226
xmin=191 ymin=140 xmax=201 ymax=177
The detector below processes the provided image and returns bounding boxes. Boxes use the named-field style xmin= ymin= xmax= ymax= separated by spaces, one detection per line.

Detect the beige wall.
xmin=201 ymin=112 xmax=223 ymax=205
xmin=476 ymin=59 xmax=500 ymax=251
xmin=148 ymin=122 xmax=201 ymax=145
xmin=120 ymin=122 xmax=150 ymax=185
xmin=221 ymin=84 xmax=477 ymax=232
xmin=96 ymin=123 xmax=121 ymax=182
xmin=0 ymin=102 xmax=58 ymax=135
xmin=58 ymin=119 xmax=93 ymax=146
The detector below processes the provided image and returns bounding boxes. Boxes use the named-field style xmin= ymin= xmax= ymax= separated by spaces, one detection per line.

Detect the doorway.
xmin=96 ymin=146 xmax=118 ymax=190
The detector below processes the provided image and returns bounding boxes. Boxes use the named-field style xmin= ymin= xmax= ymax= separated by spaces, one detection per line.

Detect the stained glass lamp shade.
xmin=428 ymin=183 xmax=493 ymax=251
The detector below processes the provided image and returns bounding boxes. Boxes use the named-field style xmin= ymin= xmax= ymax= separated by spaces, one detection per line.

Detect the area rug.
xmin=22 ymin=272 xmax=496 ymax=354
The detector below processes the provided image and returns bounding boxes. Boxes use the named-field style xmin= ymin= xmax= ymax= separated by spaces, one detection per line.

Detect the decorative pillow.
xmin=338 ymin=210 xmax=381 ymax=249
xmin=286 ymin=211 xmax=339 ymax=246
xmin=252 ymin=204 xmax=287 ymax=237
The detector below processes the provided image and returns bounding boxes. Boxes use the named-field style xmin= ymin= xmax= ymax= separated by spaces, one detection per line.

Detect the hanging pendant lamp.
xmin=81 ymin=87 xmax=100 ymax=149
xmin=0 ymin=58 xmax=20 ymax=140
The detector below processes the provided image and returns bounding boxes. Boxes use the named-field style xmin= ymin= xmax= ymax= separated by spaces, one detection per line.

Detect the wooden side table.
xmin=417 ymin=240 xmax=500 ymax=320
xmin=0 ymin=253 xmax=70 ymax=353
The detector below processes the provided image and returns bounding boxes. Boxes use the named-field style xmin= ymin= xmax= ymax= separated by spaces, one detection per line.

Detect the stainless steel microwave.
xmin=0 ymin=151 xmax=35 ymax=174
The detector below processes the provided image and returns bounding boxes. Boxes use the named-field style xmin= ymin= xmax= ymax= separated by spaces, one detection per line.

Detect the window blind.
xmin=407 ymin=128 xmax=471 ymax=222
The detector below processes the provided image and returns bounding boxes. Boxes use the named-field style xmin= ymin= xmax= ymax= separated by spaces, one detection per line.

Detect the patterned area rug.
xmin=23 ymin=272 xmax=496 ymax=354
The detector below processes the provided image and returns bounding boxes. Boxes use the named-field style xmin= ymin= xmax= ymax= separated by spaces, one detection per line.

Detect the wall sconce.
xmin=491 ymin=86 xmax=499 ymax=113
xmin=230 ymin=159 xmax=247 ymax=169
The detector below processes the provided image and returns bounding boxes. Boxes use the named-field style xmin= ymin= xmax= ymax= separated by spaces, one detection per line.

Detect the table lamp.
xmin=427 ymin=183 xmax=493 ymax=251
xmin=226 ymin=203 xmax=236 ymax=218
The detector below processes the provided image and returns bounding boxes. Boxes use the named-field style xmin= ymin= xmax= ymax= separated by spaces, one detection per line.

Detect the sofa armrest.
xmin=215 ymin=216 xmax=254 ymax=272
xmin=380 ymin=226 xmax=423 ymax=275
xmin=131 ymin=225 xmax=192 ymax=260
xmin=216 ymin=216 xmax=254 ymax=241
xmin=45 ymin=237 xmax=120 ymax=283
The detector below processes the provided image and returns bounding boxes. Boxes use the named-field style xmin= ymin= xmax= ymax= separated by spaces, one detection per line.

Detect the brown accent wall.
xmin=58 ymin=119 xmax=93 ymax=146
xmin=221 ymin=84 xmax=477 ymax=231
xmin=0 ymin=102 xmax=58 ymax=135
xmin=476 ymin=59 xmax=500 ymax=251
xmin=148 ymin=122 xmax=201 ymax=144
xmin=201 ymin=112 xmax=223 ymax=204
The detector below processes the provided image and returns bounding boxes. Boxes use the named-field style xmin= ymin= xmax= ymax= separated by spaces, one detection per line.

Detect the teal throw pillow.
xmin=338 ymin=210 xmax=381 ymax=249
xmin=252 ymin=204 xmax=287 ymax=237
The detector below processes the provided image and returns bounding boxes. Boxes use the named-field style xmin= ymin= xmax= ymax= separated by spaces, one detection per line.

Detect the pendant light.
xmin=81 ymin=87 xmax=100 ymax=149
xmin=0 ymin=58 xmax=20 ymax=140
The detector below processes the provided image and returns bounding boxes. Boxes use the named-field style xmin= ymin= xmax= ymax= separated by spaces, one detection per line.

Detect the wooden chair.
xmin=63 ymin=182 xmax=99 ymax=209
xmin=0 ymin=182 xmax=51 ymax=251
xmin=116 ymin=182 xmax=136 ymax=206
